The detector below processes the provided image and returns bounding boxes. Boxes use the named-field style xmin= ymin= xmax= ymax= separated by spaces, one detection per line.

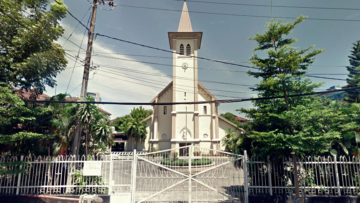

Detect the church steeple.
xmin=178 ymin=1 xmax=193 ymax=32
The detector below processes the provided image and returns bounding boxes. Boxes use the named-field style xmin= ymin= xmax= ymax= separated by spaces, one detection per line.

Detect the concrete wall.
xmin=218 ymin=118 xmax=239 ymax=151
xmin=157 ymin=87 xmax=173 ymax=145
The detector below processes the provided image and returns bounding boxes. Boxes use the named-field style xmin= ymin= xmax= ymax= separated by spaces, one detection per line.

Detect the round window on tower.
xmin=203 ymin=134 xmax=208 ymax=139
xmin=162 ymin=134 xmax=167 ymax=139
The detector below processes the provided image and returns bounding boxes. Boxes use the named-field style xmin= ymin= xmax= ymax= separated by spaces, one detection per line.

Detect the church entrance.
xmin=179 ymin=143 xmax=192 ymax=156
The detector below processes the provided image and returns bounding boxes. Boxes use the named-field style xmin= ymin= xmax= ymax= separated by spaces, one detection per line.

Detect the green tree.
xmin=130 ymin=106 xmax=153 ymax=120
xmin=121 ymin=107 xmax=148 ymax=150
xmin=49 ymin=94 xmax=79 ymax=156
xmin=345 ymin=41 xmax=360 ymax=103
xmin=220 ymin=112 xmax=242 ymax=127
xmin=0 ymin=86 xmax=55 ymax=156
xmin=238 ymin=16 xmax=338 ymax=158
xmin=0 ymin=0 xmax=67 ymax=93
xmin=222 ymin=129 xmax=242 ymax=154
xmin=77 ymin=96 xmax=99 ymax=156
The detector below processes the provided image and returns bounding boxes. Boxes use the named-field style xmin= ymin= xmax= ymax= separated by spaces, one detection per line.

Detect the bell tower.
xmin=168 ymin=1 xmax=203 ymax=147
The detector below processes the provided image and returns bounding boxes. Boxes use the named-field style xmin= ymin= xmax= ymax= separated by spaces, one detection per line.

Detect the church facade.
xmin=126 ymin=1 xmax=244 ymax=152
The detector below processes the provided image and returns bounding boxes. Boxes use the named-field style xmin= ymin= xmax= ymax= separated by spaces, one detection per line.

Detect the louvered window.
xmin=180 ymin=44 xmax=184 ymax=55
xmin=186 ymin=44 xmax=191 ymax=56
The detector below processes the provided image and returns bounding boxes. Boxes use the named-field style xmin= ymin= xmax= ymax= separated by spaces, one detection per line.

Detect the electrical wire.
xmin=66 ymin=14 xmax=92 ymax=93
xmin=25 ymin=86 xmax=360 ymax=106
xmin=169 ymin=0 xmax=360 ymax=11
xmin=116 ymin=4 xmax=360 ymax=22
xmin=62 ymin=6 xmax=91 ymax=47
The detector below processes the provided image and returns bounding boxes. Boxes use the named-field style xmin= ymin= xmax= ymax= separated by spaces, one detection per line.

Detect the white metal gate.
xmin=131 ymin=145 xmax=247 ymax=203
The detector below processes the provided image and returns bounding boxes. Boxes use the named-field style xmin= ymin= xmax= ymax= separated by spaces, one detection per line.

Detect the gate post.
xmin=108 ymin=153 xmax=113 ymax=195
xmin=188 ymin=145 xmax=193 ymax=203
xmin=267 ymin=156 xmax=273 ymax=196
xmin=243 ymin=150 xmax=249 ymax=203
xmin=334 ymin=155 xmax=341 ymax=196
xmin=16 ymin=155 xmax=24 ymax=195
xmin=131 ymin=149 xmax=138 ymax=203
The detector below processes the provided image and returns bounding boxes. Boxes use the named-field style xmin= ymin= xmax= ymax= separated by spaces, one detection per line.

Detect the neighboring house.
xmin=13 ymin=89 xmax=51 ymax=101
xmin=321 ymin=86 xmax=347 ymax=101
xmin=111 ymin=127 xmax=127 ymax=152
xmin=127 ymin=2 xmax=244 ymax=153
xmin=87 ymin=92 xmax=104 ymax=109
xmin=65 ymin=96 xmax=111 ymax=119
xmin=235 ymin=116 xmax=249 ymax=123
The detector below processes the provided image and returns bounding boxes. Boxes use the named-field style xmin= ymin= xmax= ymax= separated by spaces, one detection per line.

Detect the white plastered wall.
xmin=174 ymin=39 xmax=196 ymax=112
xmin=218 ymin=119 xmax=240 ymax=151
xmin=157 ymin=87 xmax=173 ymax=150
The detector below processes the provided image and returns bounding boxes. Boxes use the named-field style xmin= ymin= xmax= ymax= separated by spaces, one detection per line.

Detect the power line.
xmin=25 ymin=86 xmax=360 ymax=106
xmin=95 ymin=64 xmax=254 ymax=87
xmin=62 ymin=6 xmax=91 ymax=47
xmin=170 ymin=0 xmax=360 ymax=11
xmin=98 ymin=68 xmax=255 ymax=95
xmin=67 ymin=50 xmax=350 ymax=68
xmin=92 ymin=53 xmax=247 ymax=73
xmin=116 ymin=4 xmax=360 ymax=22
xmin=66 ymin=14 xmax=92 ymax=93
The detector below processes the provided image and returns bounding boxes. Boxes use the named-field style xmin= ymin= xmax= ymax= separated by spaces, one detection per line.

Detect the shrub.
xmin=160 ymin=158 xmax=212 ymax=166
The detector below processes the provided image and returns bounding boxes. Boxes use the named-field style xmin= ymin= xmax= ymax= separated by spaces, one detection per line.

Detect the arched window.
xmin=180 ymin=44 xmax=184 ymax=55
xmin=186 ymin=44 xmax=191 ymax=56
xmin=203 ymin=106 xmax=207 ymax=114
xmin=164 ymin=106 xmax=167 ymax=115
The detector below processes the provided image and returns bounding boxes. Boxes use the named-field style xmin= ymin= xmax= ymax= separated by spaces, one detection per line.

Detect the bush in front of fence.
xmin=160 ymin=158 xmax=212 ymax=166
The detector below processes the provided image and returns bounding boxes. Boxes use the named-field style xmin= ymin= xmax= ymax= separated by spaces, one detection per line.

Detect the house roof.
xmin=235 ymin=117 xmax=249 ymax=122
xmin=150 ymin=81 xmax=173 ymax=103
xmin=198 ymin=82 xmax=218 ymax=101
xmin=99 ymin=108 xmax=111 ymax=116
xmin=218 ymin=116 xmax=245 ymax=132
xmin=141 ymin=115 xmax=153 ymax=122
xmin=13 ymin=89 xmax=50 ymax=101
xmin=178 ymin=1 xmax=193 ymax=32
xmin=65 ymin=97 xmax=79 ymax=101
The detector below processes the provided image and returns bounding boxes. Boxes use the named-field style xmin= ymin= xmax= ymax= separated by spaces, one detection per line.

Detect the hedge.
xmin=160 ymin=158 xmax=212 ymax=166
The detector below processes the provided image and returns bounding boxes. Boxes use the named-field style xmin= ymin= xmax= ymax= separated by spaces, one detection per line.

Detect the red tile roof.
xmin=99 ymin=108 xmax=111 ymax=116
xmin=13 ymin=89 xmax=50 ymax=101
xmin=235 ymin=117 xmax=249 ymax=122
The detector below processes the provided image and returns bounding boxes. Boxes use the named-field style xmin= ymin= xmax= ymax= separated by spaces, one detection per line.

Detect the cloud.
xmin=48 ymin=22 xmax=169 ymax=118
xmin=346 ymin=12 xmax=359 ymax=20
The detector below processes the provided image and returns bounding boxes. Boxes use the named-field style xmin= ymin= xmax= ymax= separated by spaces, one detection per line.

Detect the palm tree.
xmin=93 ymin=117 xmax=113 ymax=153
xmin=49 ymin=94 xmax=79 ymax=156
xmin=121 ymin=115 xmax=147 ymax=150
xmin=77 ymin=96 xmax=99 ymax=156
xmin=222 ymin=129 xmax=241 ymax=154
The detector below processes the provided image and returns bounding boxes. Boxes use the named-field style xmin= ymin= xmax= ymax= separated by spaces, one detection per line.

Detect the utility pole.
xmin=71 ymin=0 xmax=116 ymax=155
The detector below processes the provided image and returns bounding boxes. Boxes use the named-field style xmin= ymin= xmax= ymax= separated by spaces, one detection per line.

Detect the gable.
xmin=150 ymin=81 xmax=173 ymax=103
xmin=198 ymin=82 xmax=217 ymax=101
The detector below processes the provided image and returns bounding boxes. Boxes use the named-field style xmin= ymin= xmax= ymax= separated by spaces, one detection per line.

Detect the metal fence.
xmin=0 ymin=154 xmax=110 ymax=195
xmin=246 ymin=154 xmax=360 ymax=196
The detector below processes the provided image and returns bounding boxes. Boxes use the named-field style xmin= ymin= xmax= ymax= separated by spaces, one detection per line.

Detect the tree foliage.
xmin=345 ymin=40 xmax=360 ymax=103
xmin=235 ymin=16 xmax=339 ymax=158
xmin=0 ymin=0 xmax=67 ymax=93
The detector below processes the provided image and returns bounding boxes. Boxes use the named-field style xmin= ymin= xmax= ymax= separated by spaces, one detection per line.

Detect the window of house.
xmin=186 ymin=44 xmax=191 ymax=56
xmin=184 ymin=92 xmax=186 ymax=100
xmin=180 ymin=44 xmax=184 ymax=55
xmin=164 ymin=106 xmax=167 ymax=115
xmin=204 ymin=106 xmax=207 ymax=114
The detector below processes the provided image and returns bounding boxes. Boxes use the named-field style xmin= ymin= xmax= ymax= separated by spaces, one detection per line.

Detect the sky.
xmin=46 ymin=0 xmax=360 ymax=119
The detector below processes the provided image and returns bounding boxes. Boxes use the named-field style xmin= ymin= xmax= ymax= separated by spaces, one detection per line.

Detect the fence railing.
xmin=245 ymin=154 xmax=360 ymax=196
xmin=0 ymin=155 xmax=111 ymax=195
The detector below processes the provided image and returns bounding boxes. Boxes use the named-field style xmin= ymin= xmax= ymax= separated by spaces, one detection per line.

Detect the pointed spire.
xmin=178 ymin=1 xmax=193 ymax=32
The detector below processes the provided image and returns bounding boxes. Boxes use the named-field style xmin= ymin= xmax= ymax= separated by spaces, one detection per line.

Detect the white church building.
xmin=125 ymin=1 xmax=244 ymax=152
